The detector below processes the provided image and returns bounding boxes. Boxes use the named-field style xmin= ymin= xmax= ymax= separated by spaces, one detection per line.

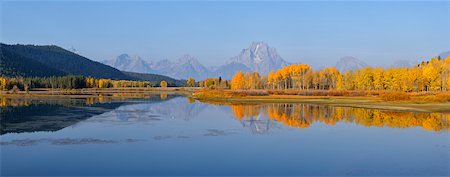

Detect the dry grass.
xmin=193 ymin=89 xmax=450 ymax=103
xmin=268 ymin=90 xmax=380 ymax=97
xmin=411 ymin=92 xmax=450 ymax=103
xmin=192 ymin=89 xmax=269 ymax=99
xmin=380 ymin=92 xmax=411 ymax=101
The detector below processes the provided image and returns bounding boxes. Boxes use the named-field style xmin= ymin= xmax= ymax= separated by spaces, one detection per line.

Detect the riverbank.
xmin=3 ymin=88 xmax=450 ymax=113
xmin=192 ymin=90 xmax=450 ymax=113
xmin=0 ymin=87 xmax=198 ymax=97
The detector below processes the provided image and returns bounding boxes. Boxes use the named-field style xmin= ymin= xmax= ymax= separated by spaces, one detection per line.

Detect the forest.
xmin=223 ymin=56 xmax=450 ymax=92
xmin=0 ymin=75 xmax=172 ymax=92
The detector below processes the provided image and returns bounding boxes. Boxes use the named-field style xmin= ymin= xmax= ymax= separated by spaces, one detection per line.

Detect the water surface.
xmin=1 ymin=94 xmax=449 ymax=176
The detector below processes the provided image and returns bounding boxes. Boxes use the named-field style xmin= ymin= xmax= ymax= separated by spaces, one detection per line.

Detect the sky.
xmin=1 ymin=1 xmax=449 ymax=68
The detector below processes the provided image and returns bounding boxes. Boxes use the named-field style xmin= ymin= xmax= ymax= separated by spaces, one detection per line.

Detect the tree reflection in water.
xmin=228 ymin=103 xmax=450 ymax=132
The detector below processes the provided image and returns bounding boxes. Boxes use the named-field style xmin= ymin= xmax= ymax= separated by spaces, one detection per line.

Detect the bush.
xmin=418 ymin=92 xmax=450 ymax=103
xmin=380 ymin=92 xmax=411 ymax=101
xmin=193 ymin=89 xmax=269 ymax=99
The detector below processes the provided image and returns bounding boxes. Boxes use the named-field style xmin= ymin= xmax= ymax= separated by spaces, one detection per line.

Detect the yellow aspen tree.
xmin=231 ymin=71 xmax=245 ymax=90
xmin=187 ymin=77 xmax=196 ymax=87
xmin=299 ymin=64 xmax=311 ymax=90
xmin=252 ymin=72 xmax=261 ymax=89
xmin=160 ymin=80 xmax=168 ymax=88
xmin=268 ymin=71 xmax=275 ymax=89
xmin=244 ymin=72 xmax=252 ymax=89
xmin=336 ymin=74 xmax=345 ymax=90
xmin=372 ymin=67 xmax=385 ymax=90
xmin=0 ymin=77 xmax=6 ymax=90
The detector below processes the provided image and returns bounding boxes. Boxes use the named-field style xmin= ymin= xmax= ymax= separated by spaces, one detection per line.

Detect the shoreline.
xmin=192 ymin=94 xmax=450 ymax=113
xmin=0 ymin=87 xmax=197 ymax=97
xmin=2 ymin=88 xmax=450 ymax=113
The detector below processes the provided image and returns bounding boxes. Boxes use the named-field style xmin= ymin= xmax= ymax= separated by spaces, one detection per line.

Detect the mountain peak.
xmin=227 ymin=42 xmax=289 ymax=74
xmin=250 ymin=41 xmax=269 ymax=49
xmin=177 ymin=54 xmax=200 ymax=65
xmin=336 ymin=56 xmax=368 ymax=72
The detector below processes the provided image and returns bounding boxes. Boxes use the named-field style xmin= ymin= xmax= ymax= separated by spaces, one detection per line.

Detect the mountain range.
xmin=102 ymin=42 xmax=290 ymax=80
xmin=103 ymin=42 xmax=426 ymax=79
xmin=2 ymin=42 xmax=447 ymax=82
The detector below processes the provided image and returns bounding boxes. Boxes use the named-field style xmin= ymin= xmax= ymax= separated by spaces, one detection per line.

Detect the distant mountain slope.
xmin=210 ymin=63 xmax=252 ymax=80
xmin=1 ymin=43 xmax=129 ymax=79
xmin=438 ymin=51 xmax=450 ymax=59
xmin=169 ymin=54 xmax=210 ymax=80
xmin=123 ymin=71 xmax=185 ymax=87
xmin=391 ymin=60 xmax=415 ymax=68
xmin=335 ymin=56 xmax=368 ymax=72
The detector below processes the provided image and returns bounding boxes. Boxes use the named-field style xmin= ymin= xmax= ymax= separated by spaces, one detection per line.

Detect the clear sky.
xmin=2 ymin=1 xmax=449 ymax=68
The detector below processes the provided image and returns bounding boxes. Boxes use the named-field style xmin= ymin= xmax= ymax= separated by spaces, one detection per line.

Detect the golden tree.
xmin=231 ymin=71 xmax=245 ymax=90
xmin=187 ymin=77 xmax=196 ymax=87
xmin=160 ymin=80 xmax=168 ymax=88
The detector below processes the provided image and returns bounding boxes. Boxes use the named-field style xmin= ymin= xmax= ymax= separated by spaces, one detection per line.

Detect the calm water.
xmin=1 ymin=94 xmax=449 ymax=176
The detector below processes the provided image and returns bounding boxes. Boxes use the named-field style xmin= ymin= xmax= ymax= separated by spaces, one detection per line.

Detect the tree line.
xmin=229 ymin=57 xmax=450 ymax=92
xmin=0 ymin=75 xmax=171 ymax=92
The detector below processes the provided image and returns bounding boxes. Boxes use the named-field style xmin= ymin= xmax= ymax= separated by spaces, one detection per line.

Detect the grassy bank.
xmin=0 ymin=87 xmax=198 ymax=98
xmin=192 ymin=89 xmax=450 ymax=113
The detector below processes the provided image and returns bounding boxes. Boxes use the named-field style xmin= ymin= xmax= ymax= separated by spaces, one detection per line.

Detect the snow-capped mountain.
xmin=102 ymin=54 xmax=154 ymax=74
xmin=226 ymin=42 xmax=290 ymax=75
xmin=102 ymin=54 xmax=210 ymax=80
xmin=335 ymin=56 xmax=368 ymax=72
xmin=150 ymin=55 xmax=210 ymax=80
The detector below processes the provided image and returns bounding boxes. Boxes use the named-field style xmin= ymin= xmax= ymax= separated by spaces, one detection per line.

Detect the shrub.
xmin=380 ymin=92 xmax=411 ymax=101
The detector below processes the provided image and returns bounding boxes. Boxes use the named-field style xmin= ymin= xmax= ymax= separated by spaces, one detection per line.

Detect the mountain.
xmin=1 ymin=43 xmax=129 ymax=79
xmin=225 ymin=42 xmax=290 ymax=75
xmin=1 ymin=46 xmax=67 ymax=77
xmin=170 ymin=54 xmax=210 ymax=80
xmin=391 ymin=60 xmax=415 ymax=68
xmin=335 ymin=56 xmax=368 ymax=72
xmin=122 ymin=71 xmax=185 ymax=87
xmin=103 ymin=54 xmax=209 ymax=80
xmin=0 ymin=43 xmax=184 ymax=86
xmin=102 ymin=54 xmax=154 ymax=74
xmin=103 ymin=42 xmax=290 ymax=80
xmin=148 ymin=55 xmax=210 ymax=80
xmin=210 ymin=63 xmax=251 ymax=80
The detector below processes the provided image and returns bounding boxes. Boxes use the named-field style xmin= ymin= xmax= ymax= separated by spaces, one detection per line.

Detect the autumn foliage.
xmin=228 ymin=56 xmax=450 ymax=92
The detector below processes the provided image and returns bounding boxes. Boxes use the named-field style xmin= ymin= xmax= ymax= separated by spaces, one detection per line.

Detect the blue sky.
xmin=2 ymin=1 xmax=449 ymax=68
